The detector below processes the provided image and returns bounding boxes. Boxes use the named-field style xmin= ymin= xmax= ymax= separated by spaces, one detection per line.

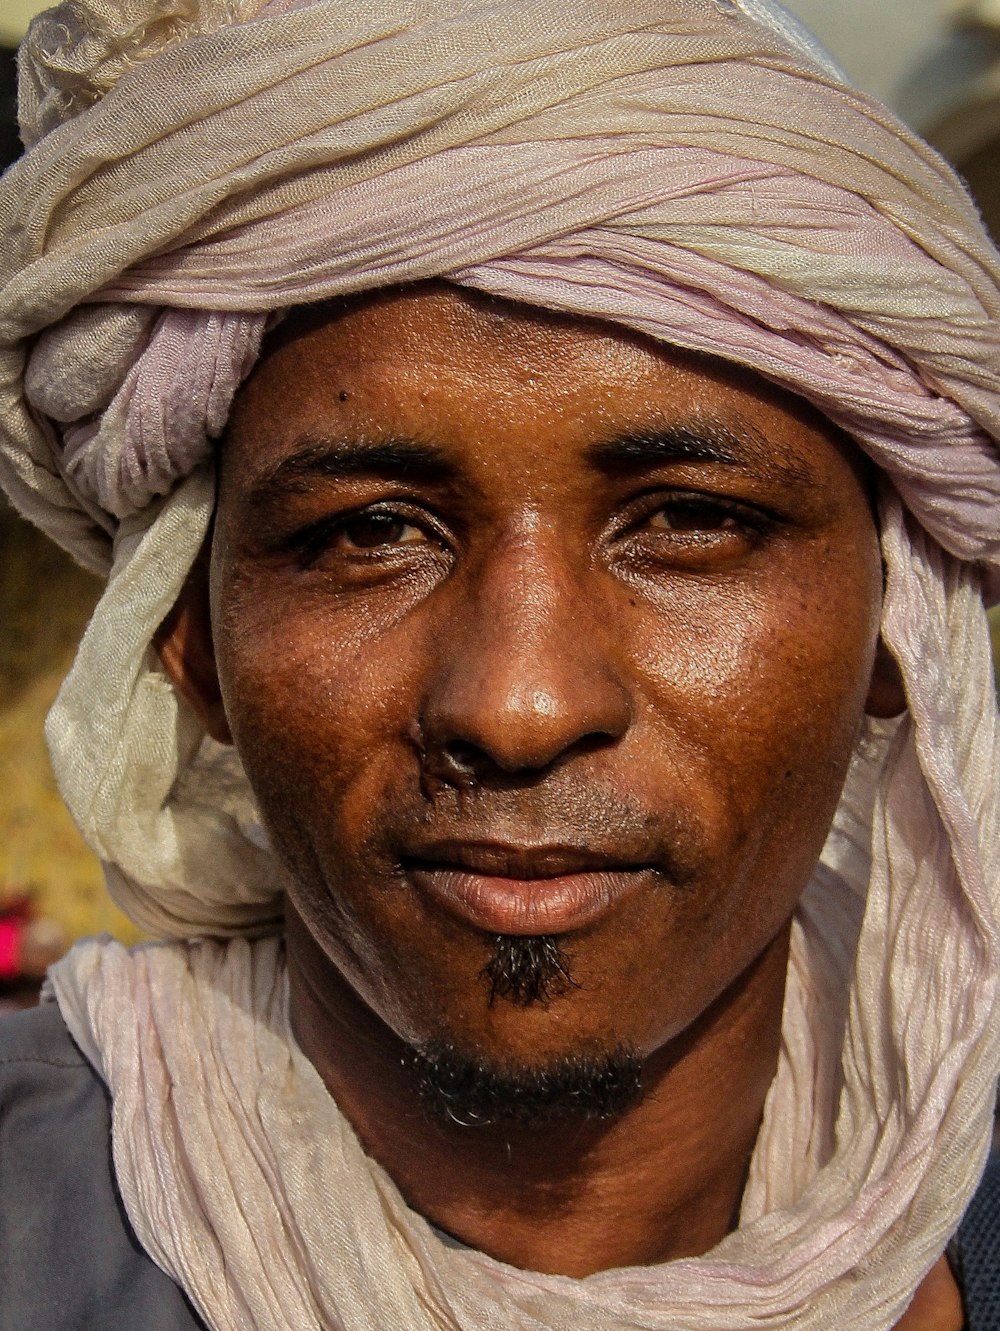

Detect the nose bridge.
xmin=422 ymin=525 xmax=631 ymax=772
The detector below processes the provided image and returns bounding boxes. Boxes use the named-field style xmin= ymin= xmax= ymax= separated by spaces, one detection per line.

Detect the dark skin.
xmin=158 ymin=284 xmax=961 ymax=1326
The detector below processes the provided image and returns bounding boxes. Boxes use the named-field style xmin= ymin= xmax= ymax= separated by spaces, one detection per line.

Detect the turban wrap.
xmin=2 ymin=1 xmax=1000 ymax=1328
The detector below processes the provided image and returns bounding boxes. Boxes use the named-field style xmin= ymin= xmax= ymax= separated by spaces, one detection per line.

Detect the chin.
xmin=407 ymin=1035 xmax=645 ymax=1128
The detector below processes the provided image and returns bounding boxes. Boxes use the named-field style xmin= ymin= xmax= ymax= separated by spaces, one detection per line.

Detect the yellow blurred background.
xmin=0 ymin=0 xmax=45 ymax=46
xmin=0 ymin=507 xmax=142 ymax=943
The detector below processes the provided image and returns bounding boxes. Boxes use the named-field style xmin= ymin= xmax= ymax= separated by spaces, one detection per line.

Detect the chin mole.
xmin=338 ymin=390 xmax=350 ymax=402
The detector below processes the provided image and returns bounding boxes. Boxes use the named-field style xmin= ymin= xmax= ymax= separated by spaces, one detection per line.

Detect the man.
xmin=1 ymin=1 xmax=999 ymax=1328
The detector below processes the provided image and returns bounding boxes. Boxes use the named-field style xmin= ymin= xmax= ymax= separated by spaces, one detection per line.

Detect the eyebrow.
xmin=247 ymin=417 xmax=816 ymax=503
xmin=250 ymin=436 xmax=460 ymax=498
xmin=585 ymin=419 xmax=813 ymax=489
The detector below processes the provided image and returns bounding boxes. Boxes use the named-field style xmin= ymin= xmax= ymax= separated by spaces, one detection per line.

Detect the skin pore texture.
xmin=158 ymin=284 xmax=959 ymax=1325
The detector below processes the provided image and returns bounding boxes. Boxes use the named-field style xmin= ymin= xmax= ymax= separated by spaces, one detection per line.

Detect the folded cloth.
xmin=2 ymin=2 xmax=1000 ymax=1328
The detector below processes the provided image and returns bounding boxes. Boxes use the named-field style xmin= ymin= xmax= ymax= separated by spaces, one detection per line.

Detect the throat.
xmin=286 ymin=909 xmax=790 ymax=1278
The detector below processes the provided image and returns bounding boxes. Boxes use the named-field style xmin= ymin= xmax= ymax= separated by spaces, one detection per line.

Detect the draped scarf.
xmin=3 ymin=1 xmax=1000 ymax=1327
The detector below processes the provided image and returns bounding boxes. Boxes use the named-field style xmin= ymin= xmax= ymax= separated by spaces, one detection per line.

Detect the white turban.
xmin=3 ymin=1 xmax=1000 ymax=1328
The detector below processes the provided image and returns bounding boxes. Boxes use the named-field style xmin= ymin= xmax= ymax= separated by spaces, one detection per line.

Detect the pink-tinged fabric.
xmin=61 ymin=147 xmax=1000 ymax=577
xmin=3 ymin=2 xmax=1000 ymax=1330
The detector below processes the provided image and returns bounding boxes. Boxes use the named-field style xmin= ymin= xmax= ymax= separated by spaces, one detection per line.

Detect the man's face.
xmin=211 ymin=284 xmax=883 ymax=1078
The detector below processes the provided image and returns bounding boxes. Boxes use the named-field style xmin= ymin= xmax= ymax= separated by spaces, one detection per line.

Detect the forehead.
xmin=223 ymin=281 xmax=866 ymax=496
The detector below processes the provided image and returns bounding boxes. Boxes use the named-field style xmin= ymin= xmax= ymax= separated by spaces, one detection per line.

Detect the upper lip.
xmin=402 ymin=840 xmax=648 ymax=879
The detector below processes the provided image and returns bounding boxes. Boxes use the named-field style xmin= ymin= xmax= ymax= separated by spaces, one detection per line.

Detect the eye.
xmin=333 ymin=510 xmax=427 ymax=551
xmin=615 ymin=490 xmax=777 ymax=572
xmin=290 ymin=504 xmax=439 ymax=568
xmin=645 ymin=496 xmax=744 ymax=534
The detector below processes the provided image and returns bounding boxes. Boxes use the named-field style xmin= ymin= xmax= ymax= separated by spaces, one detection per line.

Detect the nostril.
xmin=440 ymin=740 xmax=491 ymax=785
xmin=445 ymin=740 xmax=482 ymax=768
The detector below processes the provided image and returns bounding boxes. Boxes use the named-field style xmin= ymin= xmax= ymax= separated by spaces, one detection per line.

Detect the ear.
xmin=153 ymin=539 xmax=233 ymax=744
xmin=865 ymin=636 xmax=907 ymax=719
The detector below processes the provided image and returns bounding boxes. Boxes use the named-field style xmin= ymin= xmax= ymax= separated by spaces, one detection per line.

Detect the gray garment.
xmin=0 ymin=1002 xmax=205 ymax=1331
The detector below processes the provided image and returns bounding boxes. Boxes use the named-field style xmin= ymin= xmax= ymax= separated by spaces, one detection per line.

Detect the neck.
xmin=287 ymin=906 xmax=790 ymax=1278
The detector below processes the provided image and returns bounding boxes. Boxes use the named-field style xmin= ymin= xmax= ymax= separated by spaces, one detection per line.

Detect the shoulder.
xmin=0 ymin=1000 xmax=107 ymax=1189
xmin=950 ymin=1152 xmax=1000 ymax=1331
xmin=0 ymin=997 xmax=92 ymax=1085
xmin=0 ymin=1001 xmax=99 ymax=1183
xmin=0 ymin=1003 xmax=206 ymax=1331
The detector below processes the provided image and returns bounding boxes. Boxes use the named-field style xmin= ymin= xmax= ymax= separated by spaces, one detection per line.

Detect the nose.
xmin=418 ymin=533 xmax=632 ymax=780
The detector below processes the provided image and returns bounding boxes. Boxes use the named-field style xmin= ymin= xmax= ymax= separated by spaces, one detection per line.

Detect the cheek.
xmin=626 ymin=541 xmax=882 ymax=874
xmin=211 ymin=572 xmax=429 ymax=865
xmin=213 ymin=583 xmax=441 ymax=1026
xmin=637 ymin=534 xmax=878 ymax=722
xmin=595 ymin=554 xmax=882 ymax=1047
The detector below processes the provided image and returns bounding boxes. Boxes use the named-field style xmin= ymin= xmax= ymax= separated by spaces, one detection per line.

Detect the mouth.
xmin=401 ymin=841 xmax=657 ymax=936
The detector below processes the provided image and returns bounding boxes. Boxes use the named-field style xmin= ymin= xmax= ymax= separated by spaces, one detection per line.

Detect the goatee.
xmin=411 ymin=1040 xmax=644 ymax=1127
xmin=481 ymin=933 xmax=577 ymax=1007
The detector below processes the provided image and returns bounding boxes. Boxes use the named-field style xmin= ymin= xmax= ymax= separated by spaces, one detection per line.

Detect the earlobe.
xmin=864 ymin=637 xmax=907 ymax=719
xmin=154 ymin=539 xmax=233 ymax=744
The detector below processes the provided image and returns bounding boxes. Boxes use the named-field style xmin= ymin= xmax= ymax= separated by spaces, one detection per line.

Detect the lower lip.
xmin=407 ymin=865 xmax=653 ymax=936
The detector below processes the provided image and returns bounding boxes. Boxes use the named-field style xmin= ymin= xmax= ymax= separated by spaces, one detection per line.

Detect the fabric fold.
xmin=4 ymin=1 xmax=1000 ymax=1327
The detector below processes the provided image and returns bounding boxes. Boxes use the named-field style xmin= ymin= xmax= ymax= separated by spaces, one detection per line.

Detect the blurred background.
xmin=2 ymin=0 xmax=1000 ymax=976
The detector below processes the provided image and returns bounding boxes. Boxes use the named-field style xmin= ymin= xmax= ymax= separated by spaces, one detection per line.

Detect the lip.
xmin=403 ymin=841 xmax=656 ymax=936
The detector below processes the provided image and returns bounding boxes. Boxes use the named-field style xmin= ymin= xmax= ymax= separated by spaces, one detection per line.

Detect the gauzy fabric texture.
xmin=2 ymin=1 xmax=1000 ymax=1328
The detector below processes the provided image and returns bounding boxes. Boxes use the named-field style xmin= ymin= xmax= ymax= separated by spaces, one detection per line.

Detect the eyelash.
xmin=291 ymin=504 xmax=443 ymax=566
xmin=287 ymin=490 xmax=778 ymax=571
xmin=627 ymin=492 xmax=776 ymax=541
